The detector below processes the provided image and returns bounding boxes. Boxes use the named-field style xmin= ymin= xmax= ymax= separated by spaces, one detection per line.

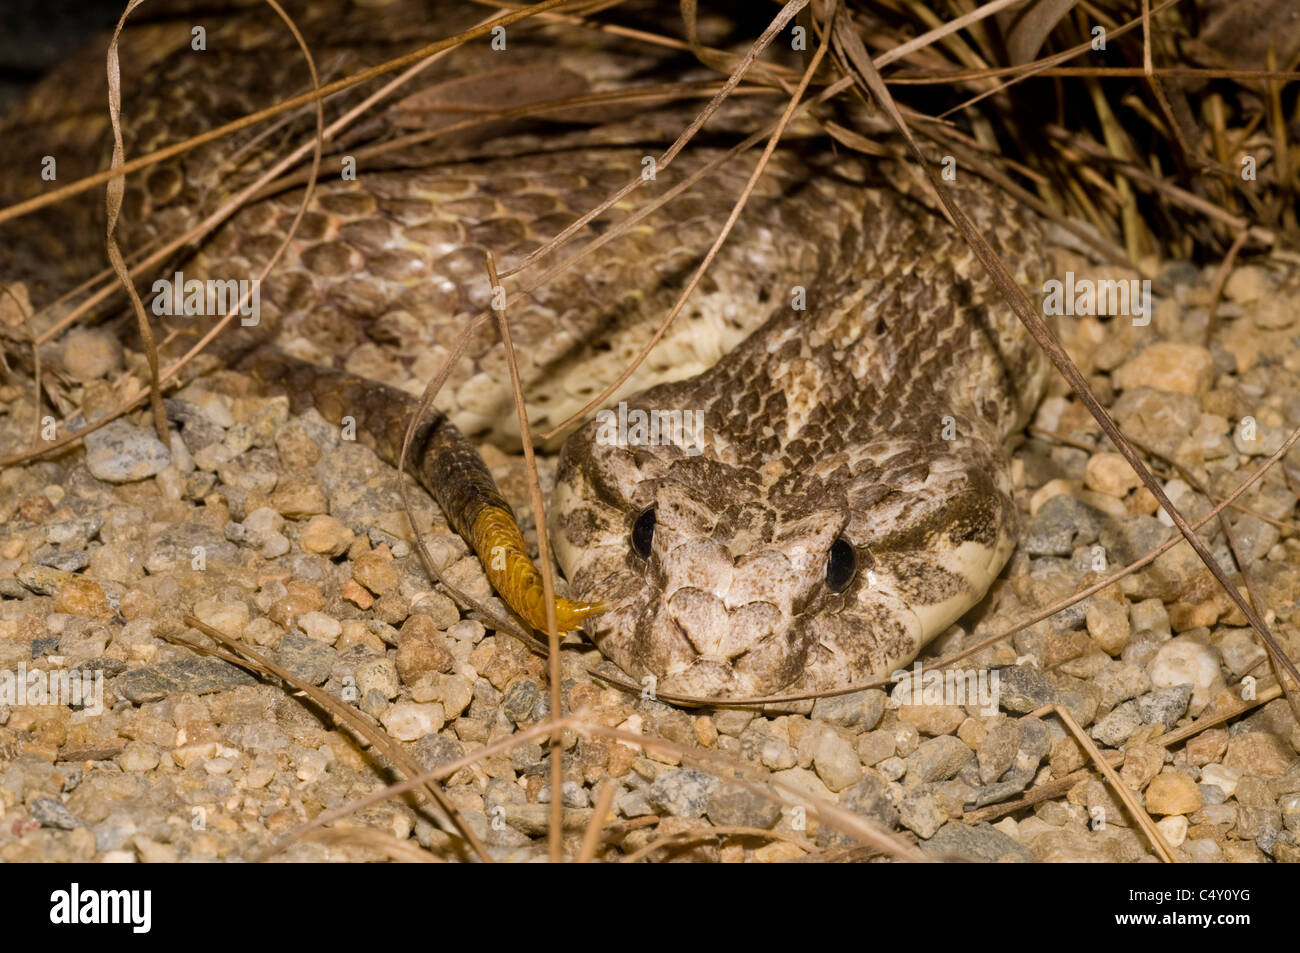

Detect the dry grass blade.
xmin=543 ymin=2 xmax=834 ymax=435
xmin=576 ymin=780 xmax=618 ymax=863
xmin=499 ymin=0 xmax=808 ymax=281
xmin=254 ymin=718 xmax=574 ymax=862
xmin=258 ymin=715 xmax=924 ymax=863
xmin=619 ymin=824 xmax=818 ymax=863
xmin=0 ymin=0 xmax=576 ymax=230
xmin=104 ymin=0 xmax=168 ymax=444
xmin=591 ymin=725 xmax=929 ymax=861
xmin=0 ymin=283 xmax=39 ymax=442
xmin=1143 ymin=442 xmax=1300 ymax=723
xmin=1203 ymin=230 xmax=1250 ymax=345
xmin=3 ymin=0 xmax=331 ymax=476
xmin=298 ymin=827 xmax=443 ymax=863
xmin=1048 ymin=704 xmax=1177 ymax=862
xmin=483 ymin=251 xmax=566 ymax=861
xmin=936 ymin=0 xmax=1185 ymax=118
xmin=181 ymin=614 xmax=491 ymax=862
xmin=965 ymin=682 xmax=1285 ymax=825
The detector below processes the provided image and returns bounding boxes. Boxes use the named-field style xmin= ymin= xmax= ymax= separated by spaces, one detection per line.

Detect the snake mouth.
xmin=660 ymin=656 xmax=745 ymax=698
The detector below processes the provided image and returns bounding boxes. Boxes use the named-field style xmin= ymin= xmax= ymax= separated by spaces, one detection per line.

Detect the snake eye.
xmin=826 ymin=537 xmax=857 ymax=592
xmin=631 ymin=507 xmax=656 ymax=559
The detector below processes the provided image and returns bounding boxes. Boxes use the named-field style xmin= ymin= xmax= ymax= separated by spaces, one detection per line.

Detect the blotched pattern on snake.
xmin=0 ymin=0 xmax=1052 ymax=699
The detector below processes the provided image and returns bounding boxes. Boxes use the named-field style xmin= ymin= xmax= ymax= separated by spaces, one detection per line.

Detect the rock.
xmin=1091 ymin=700 xmax=1142 ymax=748
xmin=898 ymin=790 xmax=945 ymax=839
xmin=538 ymin=780 xmax=590 ymax=809
xmin=352 ymin=550 xmax=400 ymax=595
xmin=61 ymin=328 xmax=123 ymax=382
xmin=354 ymin=657 xmax=400 ymax=700
xmin=395 ymin=615 xmax=454 ymax=683
xmin=1119 ymin=744 xmax=1164 ymax=790
xmin=269 ymin=478 xmax=328 ymax=518
xmin=34 ymin=549 xmax=90 ymax=573
xmin=118 ymin=741 xmax=160 ymax=773
xmin=1253 ymin=294 xmax=1299 ymax=330
xmin=920 ymin=821 xmax=1033 ymax=862
xmin=1136 ymin=685 xmax=1192 ymax=729
xmin=1156 ymin=815 xmax=1188 ymax=848
xmin=811 ymin=728 xmax=862 ymax=792
xmin=1148 ymin=638 xmax=1223 ymax=713
xmin=52 ymin=577 xmax=113 ymax=620
xmin=877 ymin=757 xmax=906 ymax=782
xmin=706 ymin=785 xmax=782 ymax=829
xmin=115 ymin=658 xmax=256 ymax=703
xmin=1223 ymin=732 xmax=1294 ymax=779
xmin=1181 ymin=838 xmax=1223 ymax=862
xmin=380 ymin=702 xmax=445 ymax=741
xmin=648 ymin=768 xmax=720 ymax=819
xmin=1144 ymin=773 xmax=1202 ymax=815
xmin=740 ymin=723 xmax=796 ymax=770
xmin=274 ymin=631 xmax=336 ymax=686
xmin=1224 ymin=265 xmax=1272 ymax=303
xmin=31 ymin=797 xmax=83 ymax=830
xmin=425 ymin=673 xmax=472 ymax=719
xmin=906 ymin=736 xmax=973 ymax=784
xmin=835 ymin=771 xmax=899 ymax=833
xmin=1110 ymin=388 xmax=1201 ymax=458
xmin=1186 ymin=728 xmax=1229 ymax=766
xmin=1094 ymin=661 xmax=1151 ymax=710
xmin=83 ymin=420 xmax=171 ymax=483
xmin=810 ymin=689 xmax=886 ymax=730
xmin=1023 ymin=495 xmax=1104 ymax=556
xmin=996 ymin=664 xmax=1059 ymax=713
xmin=1112 ymin=342 xmax=1214 ymax=396
xmin=1215 ymin=629 xmax=1267 ymax=677
xmin=856 ymin=730 xmax=894 ymax=767
xmin=502 ymin=680 xmax=540 ymax=725
xmin=713 ymin=710 xmax=753 ymax=737
xmin=299 ymin=515 xmax=355 ymax=557
xmin=1084 ymin=453 xmax=1142 ymax=497
xmin=1050 ymin=736 xmax=1086 ymax=777
xmin=1086 ymin=599 xmax=1131 ymax=655
xmin=411 ymin=733 xmax=465 ymax=774
xmin=193 ymin=599 xmax=250 ymax=634
xmin=1129 ymin=598 xmax=1171 ymax=640
xmin=977 ymin=720 xmax=1021 ymax=784
xmin=1236 ymin=805 xmax=1281 ymax=840
xmin=897 ymin=703 xmax=965 ymax=736
xmin=297 ymin=611 xmax=342 ymax=645
xmin=1280 ymin=793 xmax=1300 ymax=833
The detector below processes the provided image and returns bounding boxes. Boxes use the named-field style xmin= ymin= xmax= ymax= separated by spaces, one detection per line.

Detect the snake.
xmin=0 ymin=0 xmax=1052 ymax=700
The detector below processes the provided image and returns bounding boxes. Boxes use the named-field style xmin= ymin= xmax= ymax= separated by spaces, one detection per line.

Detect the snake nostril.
xmin=826 ymin=536 xmax=857 ymax=592
xmin=631 ymin=506 xmax=656 ymax=559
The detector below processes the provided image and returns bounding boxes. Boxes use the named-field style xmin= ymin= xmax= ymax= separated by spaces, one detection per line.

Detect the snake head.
xmin=552 ymin=411 xmax=1020 ymax=701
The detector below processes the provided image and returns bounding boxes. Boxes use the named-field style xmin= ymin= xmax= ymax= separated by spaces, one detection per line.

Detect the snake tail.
xmin=241 ymin=349 xmax=598 ymax=631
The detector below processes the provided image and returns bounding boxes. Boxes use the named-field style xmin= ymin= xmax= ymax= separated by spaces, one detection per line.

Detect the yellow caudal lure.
xmin=468 ymin=505 xmax=603 ymax=633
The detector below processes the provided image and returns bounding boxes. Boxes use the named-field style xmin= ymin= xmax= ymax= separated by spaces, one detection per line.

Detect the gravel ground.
xmin=1 ymin=247 xmax=1299 ymax=862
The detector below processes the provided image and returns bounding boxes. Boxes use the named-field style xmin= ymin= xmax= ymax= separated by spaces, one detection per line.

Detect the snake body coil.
xmin=1 ymin=0 xmax=1051 ymax=699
